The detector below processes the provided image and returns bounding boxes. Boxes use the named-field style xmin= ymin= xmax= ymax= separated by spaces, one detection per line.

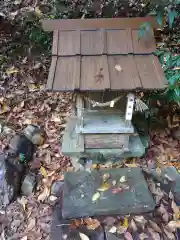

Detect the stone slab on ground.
xmin=62 ymin=167 xmax=155 ymax=219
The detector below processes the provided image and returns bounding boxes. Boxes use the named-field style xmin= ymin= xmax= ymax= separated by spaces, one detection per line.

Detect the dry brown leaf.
xmin=124 ymin=231 xmax=133 ymax=240
xmin=171 ymin=200 xmax=180 ymax=214
xmin=148 ymin=220 xmax=162 ymax=233
xmin=38 ymin=186 xmax=50 ymax=202
xmin=41 ymin=144 xmax=50 ymax=149
xmin=130 ymin=219 xmax=137 ymax=231
xmin=168 ymin=220 xmax=180 ymax=230
xmin=148 ymin=227 xmax=161 ymax=240
xmin=79 ymin=232 xmax=90 ymax=240
xmin=6 ymin=66 xmax=19 ymax=75
xmin=86 ymin=219 xmax=100 ymax=230
xmin=139 ymin=233 xmax=148 ymax=240
xmin=103 ymin=217 xmax=116 ymax=226
xmin=163 ymin=227 xmax=176 ymax=240
xmin=27 ymin=218 xmax=36 ymax=231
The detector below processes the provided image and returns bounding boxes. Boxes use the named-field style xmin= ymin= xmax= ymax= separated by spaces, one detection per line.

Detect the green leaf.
xmin=168 ymin=10 xmax=178 ymax=28
xmin=175 ymin=88 xmax=180 ymax=98
xmin=154 ymin=50 xmax=164 ymax=56
xmin=157 ymin=11 xmax=163 ymax=26
xmin=138 ymin=22 xmax=151 ymax=40
xmin=168 ymin=74 xmax=180 ymax=85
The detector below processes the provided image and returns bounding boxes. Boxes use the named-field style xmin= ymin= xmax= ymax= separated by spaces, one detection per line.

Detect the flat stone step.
xmin=62 ymin=167 xmax=155 ymax=219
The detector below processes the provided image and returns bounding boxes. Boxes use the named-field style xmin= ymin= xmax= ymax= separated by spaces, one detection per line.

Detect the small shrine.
xmin=42 ymin=17 xmax=168 ymax=227
xmin=42 ymin=17 xmax=167 ymax=169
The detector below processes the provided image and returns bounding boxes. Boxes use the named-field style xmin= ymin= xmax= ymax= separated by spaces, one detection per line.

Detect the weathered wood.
xmin=62 ymin=117 xmax=84 ymax=156
xmin=76 ymin=110 xmax=134 ymax=134
xmin=42 ymin=17 xmax=161 ymax=31
xmin=84 ymin=134 xmax=129 ymax=149
xmin=52 ymin=31 xmax=59 ymax=55
xmin=46 ymin=56 xmax=57 ymax=91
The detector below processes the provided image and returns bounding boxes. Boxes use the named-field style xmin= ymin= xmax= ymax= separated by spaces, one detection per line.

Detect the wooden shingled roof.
xmin=42 ymin=17 xmax=167 ymax=91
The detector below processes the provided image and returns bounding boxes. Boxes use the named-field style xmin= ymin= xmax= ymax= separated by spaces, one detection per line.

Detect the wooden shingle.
xmin=43 ymin=17 xmax=168 ymax=91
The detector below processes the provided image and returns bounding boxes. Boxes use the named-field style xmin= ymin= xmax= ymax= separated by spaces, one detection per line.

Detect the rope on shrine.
xmin=79 ymin=92 xmax=125 ymax=108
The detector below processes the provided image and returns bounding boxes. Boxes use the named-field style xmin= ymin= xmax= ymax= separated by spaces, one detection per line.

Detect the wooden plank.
xmin=58 ymin=31 xmax=80 ymax=56
xmin=42 ymin=17 xmax=161 ymax=31
xmin=135 ymin=55 xmax=168 ymax=89
xmin=101 ymin=29 xmax=107 ymax=54
xmin=52 ymin=31 xmax=59 ymax=55
xmin=81 ymin=30 xmax=104 ymax=55
xmin=108 ymin=55 xmax=142 ymax=90
xmin=84 ymin=134 xmax=129 ymax=149
xmin=46 ymin=56 xmax=57 ymax=91
xmin=126 ymin=28 xmax=133 ymax=53
xmin=53 ymin=57 xmax=80 ymax=91
xmin=132 ymin=29 xmax=156 ymax=54
xmin=80 ymin=56 xmax=110 ymax=90
xmin=106 ymin=30 xmax=131 ymax=54
xmin=76 ymin=110 xmax=134 ymax=134
xmin=61 ymin=117 xmax=84 ymax=156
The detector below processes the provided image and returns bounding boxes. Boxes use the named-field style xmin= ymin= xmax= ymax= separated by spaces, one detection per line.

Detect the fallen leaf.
xmin=163 ymin=227 xmax=176 ymax=240
xmin=98 ymin=182 xmax=110 ymax=192
xmin=34 ymin=7 xmax=43 ymax=17
xmin=0 ymin=103 xmax=10 ymax=114
xmin=112 ymin=180 xmax=116 ymax=186
xmin=17 ymin=196 xmax=28 ymax=211
xmin=171 ymin=200 xmax=180 ymax=214
xmin=92 ymin=192 xmax=100 ymax=202
xmin=49 ymin=195 xmax=58 ymax=201
xmin=124 ymin=231 xmax=133 ymax=240
xmin=148 ymin=227 xmax=161 ymax=240
xmin=103 ymin=217 xmax=116 ymax=226
xmin=139 ymin=233 xmax=148 ymax=240
xmin=27 ymin=218 xmax=36 ymax=231
xmin=40 ymin=166 xmax=48 ymax=178
xmin=6 ymin=66 xmax=19 ymax=75
xmin=21 ymin=237 xmax=28 ymax=240
xmin=41 ymin=144 xmax=50 ymax=149
xmin=148 ymin=220 xmax=162 ymax=233
xmin=117 ymin=225 xmax=127 ymax=234
xmin=102 ymin=173 xmax=110 ymax=182
xmin=79 ymin=232 xmax=90 ymax=240
xmin=168 ymin=220 xmax=180 ymax=230
xmin=125 ymin=163 xmax=138 ymax=167
xmin=156 ymin=167 xmax=162 ymax=176
xmin=112 ymin=188 xmax=122 ymax=194
xmin=119 ymin=176 xmax=126 ymax=183
xmin=86 ymin=219 xmax=100 ymax=230
xmin=115 ymin=65 xmax=122 ymax=72
xmin=123 ymin=217 xmax=129 ymax=228
xmin=38 ymin=186 xmax=50 ymax=202
xmin=130 ymin=219 xmax=137 ymax=231
xmin=109 ymin=226 xmax=117 ymax=233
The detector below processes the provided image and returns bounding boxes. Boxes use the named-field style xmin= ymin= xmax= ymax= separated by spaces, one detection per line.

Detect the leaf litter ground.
xmin=0 ymin=1 xmax=180 ymax=239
